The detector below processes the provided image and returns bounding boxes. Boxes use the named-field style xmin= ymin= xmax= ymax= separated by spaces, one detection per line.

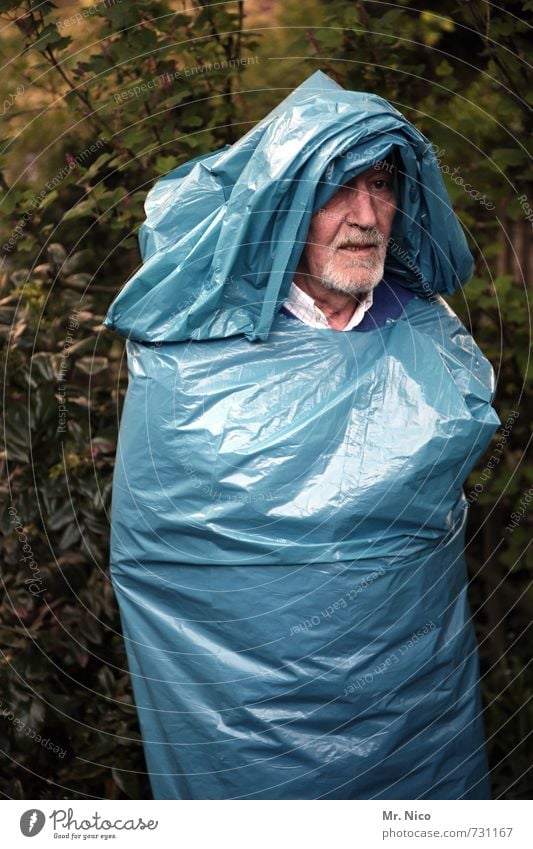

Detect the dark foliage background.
xmin=0 ymin=0 xmax=531 ymax=799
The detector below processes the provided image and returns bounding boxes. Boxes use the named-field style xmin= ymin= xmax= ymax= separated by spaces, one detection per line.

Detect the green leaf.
xmin=62 ymin=199 xmax=97 ymax=221
xmin=58 ymin=522 xmax=81 ymax=550
xmin=435 ymin=59 xmax=454 ymax=77
xmin=99 ymin=3 xmax=140 ymax=27
xmin=491 ymin=148 xmax=529 ymax=169
xmin=74 ymin=153 xmax=119 ymax=182
xmin=97 ymin=665 xmax=115 ymax=698
xmin=31 ymin=23 xmax=66 ymax=52
xmin=154 ymin=155 xmax=179 ymax=174
xmin=38 ymin=188 xmax=59 ymax=211
xmin=61 ymin=250 xmax=93 ymax=275
xmin=79 ymin=614 xmax=103 ymax=645
xmin=0 ymin=188 xmax=23 ymax=215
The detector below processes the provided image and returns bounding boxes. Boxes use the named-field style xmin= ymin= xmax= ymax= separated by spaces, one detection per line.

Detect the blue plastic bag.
xmin=104 ymin=70 xmax=500 ymax=799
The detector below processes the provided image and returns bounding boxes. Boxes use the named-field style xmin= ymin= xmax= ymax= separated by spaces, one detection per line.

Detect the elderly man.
xmin=104 ymin=71 xmax=499 ymax=800
xmin=284 ymin=161 xmax=396 ymax=329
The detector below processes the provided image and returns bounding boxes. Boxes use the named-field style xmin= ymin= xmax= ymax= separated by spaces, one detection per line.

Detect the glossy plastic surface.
xmin=104 ymin=70 xmax=475 ymax=343
xmin=105 ymin=71 xmax=500 ymax=799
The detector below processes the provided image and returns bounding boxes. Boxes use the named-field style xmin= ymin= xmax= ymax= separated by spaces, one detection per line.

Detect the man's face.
xmin=297 ymin=163 xmax=397 ymax=295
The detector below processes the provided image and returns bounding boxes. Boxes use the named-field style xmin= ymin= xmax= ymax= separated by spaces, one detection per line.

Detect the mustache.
xmin=334 ymin=230 xmax=385 ymax=249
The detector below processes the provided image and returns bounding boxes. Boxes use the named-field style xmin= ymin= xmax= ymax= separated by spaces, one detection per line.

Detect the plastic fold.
xmin=104 ymin=70 xmax=500 ymax=799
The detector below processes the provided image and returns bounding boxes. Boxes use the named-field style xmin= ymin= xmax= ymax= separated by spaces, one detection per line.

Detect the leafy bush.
xmin=0 ymin=0 xmax=254 ymax=799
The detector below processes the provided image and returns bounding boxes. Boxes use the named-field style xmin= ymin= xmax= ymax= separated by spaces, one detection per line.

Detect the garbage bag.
xmin=104 ymin=70 xmax=500 ymax=799
xmin=104 ymin=70 xmax=475 ymax=343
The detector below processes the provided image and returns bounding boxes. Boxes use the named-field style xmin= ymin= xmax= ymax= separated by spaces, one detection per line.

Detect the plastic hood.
xmin=103 ymin=69 xmax=474 ymax=343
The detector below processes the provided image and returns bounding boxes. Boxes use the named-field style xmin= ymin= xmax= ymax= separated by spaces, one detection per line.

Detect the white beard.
xmin=320 ymin=245 xmax=386 ymax=295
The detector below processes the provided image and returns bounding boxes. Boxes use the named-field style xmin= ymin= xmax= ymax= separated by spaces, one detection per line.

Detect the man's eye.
xmin=372 ymin=179 xmax=392 ymax=191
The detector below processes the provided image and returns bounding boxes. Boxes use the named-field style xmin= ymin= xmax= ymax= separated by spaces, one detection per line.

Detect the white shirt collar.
xmin=283 ymin=281 xmax=373 ymax=330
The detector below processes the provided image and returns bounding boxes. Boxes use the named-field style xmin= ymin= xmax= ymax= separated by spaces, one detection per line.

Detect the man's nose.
xmin=344 ymin=186 xmax=378 ymax=229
